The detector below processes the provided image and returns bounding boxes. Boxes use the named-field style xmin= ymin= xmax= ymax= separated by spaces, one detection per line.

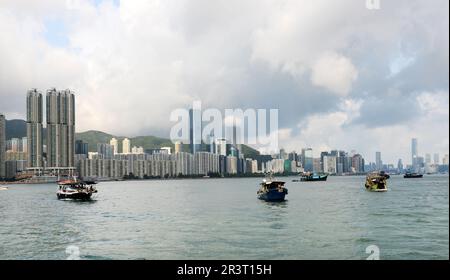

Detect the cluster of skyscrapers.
xmin=1 ymin=93 xmax=450 ymax=180
xmin=70 ymin=133 xmax=449 ymax=179
xmin=5 ymin=138 xmax=27 ymax=153
xmin=408 ymin=138 xmax=448 ymax=174
xmin=74 ymin=135 xmax=257 ymax=179
xmin=274 ymin=148 xmax=365 ymax=175
xmin=76 ymin=149 xmax=225 ymax=179
xmin=71 ymin=105 xmax=260 ymax=179
xmin=75 ymin=137 xmax=144 ymax=160
xmin=0 ymin=89 xmax=76 ymax=179
xmin=363 ymin=139 xmax=448 ymax=174
xmin=23 ymin=88 xmax=75 ymax=176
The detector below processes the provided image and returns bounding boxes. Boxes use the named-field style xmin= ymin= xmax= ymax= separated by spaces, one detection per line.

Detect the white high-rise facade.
xmin=46 ymin=88 xmax=75 ymax=168
xmin=215 ymin=138 xmax=227 ymax=156
xmin=174 ymin=141 xmax=183 ymax=154
xmin=26 ymin=89 xmax=43 ymax=169
xmin=189 ymin=105 xmax=202 ymax=154
xmin=122 ymin=138 xmax=131 ymax=154
xmin=433 ymin=153 xmax=440 ymax=165
xmin=411 ymin=138 xmax=418 ymax=170
xmin=443 ymin=155 xmax=449 ymax=165
xmin=323 ymin=156 xmax=337 ymax=174
xmin=161 ymin=147 xmax=171 ymax=155
xmin=425 ymin=154 xmax=431 ymax=164
xmin=194 ymin=152 xmax=219 ymax=175
xmin=110 ymin=138 xmax=118 ymax=154
xmin=375 ymin=151 xmax=382 ymax=170
xmin=0 ymin=113 xmax=5 ymax=178
xmin=21 ymin=137 xmax=28 ymax=153
xmin=132 ymin=146 xmax=144 ymax=154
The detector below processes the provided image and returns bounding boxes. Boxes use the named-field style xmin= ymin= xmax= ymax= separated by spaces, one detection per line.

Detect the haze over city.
xmin=0 ymin=0 xmax=448 ymax=163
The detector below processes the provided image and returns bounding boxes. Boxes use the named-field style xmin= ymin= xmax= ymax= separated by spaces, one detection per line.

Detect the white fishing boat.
xmin=57 ymin=178 xmax=98 ymax=200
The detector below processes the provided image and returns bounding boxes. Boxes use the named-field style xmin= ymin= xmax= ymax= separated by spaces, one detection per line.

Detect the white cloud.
xmin=311 ymin=52 xmax=358 ymax=96
xmin=0 ymin=0 xmax=448 ymax=162
xmin=279 ymin=92 xmax=449 ymax=164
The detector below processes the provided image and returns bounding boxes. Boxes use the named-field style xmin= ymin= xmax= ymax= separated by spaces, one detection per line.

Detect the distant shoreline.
xmin=0 ymin=173 xmax=449 ymax=185
xmin=3 ymin=173 xmax=448 ymax=185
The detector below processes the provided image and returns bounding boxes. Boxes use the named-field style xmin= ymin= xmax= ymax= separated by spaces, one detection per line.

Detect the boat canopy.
xmin=58 ymin=180 xmax=79 ymax=185
xmin=58 ymin=180 xmax=97 ymax=186
xmin=263 ymin=181 xmax=285 ymax=186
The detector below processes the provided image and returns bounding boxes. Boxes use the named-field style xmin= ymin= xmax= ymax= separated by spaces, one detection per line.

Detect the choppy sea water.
xmin=0 ymin=175 xmax=448 ymax=260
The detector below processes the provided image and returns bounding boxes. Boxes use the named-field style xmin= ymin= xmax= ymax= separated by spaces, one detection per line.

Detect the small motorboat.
xmin=300 ymin=172 xmax=328 ymax=182
xmin=257 ymin=173 xmax=288 ymax=202
xmin=0 ymin=186 xmax=8 ymax=191
xmin=57 ymin=179 xmax=98 ymax=200
xmin=365 ymin=172 xmax=389 ymax=192
xmin=404 ymin=172 xmax=423 ymax=178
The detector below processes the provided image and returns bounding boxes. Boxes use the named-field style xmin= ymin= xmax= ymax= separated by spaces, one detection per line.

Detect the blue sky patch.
xmin=43 ymin=18 xmax=69 ymax=48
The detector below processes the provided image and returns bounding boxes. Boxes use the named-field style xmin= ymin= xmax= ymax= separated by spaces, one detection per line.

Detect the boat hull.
xmin=365 ymin=183 xmax=388 ymax=192
xmin=57 ymin=192 xmax=93 ymax=200
xmin=365 ymin=185 xmax=388 ymax=192
xmin=300 ymin=175 xmax=328 ymax=182
xmin=258 ymin=189 xmax=287 ymax=202
xmin=370 ymin=188 xmax=388 ymax=192
xmin=404 ymin=175 xmax=423 ymax=178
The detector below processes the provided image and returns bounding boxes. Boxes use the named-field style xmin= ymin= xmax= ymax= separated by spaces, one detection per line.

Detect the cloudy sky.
xmin=0 ymin=0 xmax=448 ymax=163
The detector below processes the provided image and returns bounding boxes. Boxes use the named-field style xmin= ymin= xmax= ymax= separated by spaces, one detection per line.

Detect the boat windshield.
xmin=265 ymin=182 xmax=284 ymax=189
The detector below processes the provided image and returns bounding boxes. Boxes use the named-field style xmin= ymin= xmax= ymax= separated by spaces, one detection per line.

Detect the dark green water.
xmin=0 ymin=175 xmax=448 ymax=260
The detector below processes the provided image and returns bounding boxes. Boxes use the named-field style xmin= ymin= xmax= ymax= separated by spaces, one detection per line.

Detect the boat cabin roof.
xmin=58 ymin=180 xmax=97 ymax=186
xmin=263 ymin=181 xmax=285 ymax=185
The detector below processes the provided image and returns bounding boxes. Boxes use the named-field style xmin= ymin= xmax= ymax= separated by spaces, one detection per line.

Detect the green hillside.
xmin=6 ymin=120 xmax=261 ymax=157
xmin=127 ymin=135 xmax=174 ymax=151
xmin=75 ymin=130 xmax=114 ymax=150
xmin=241 ymin=144 xmax=261 ymax=159
xmin=75 ymin=130 xmax=260 ymax=157
xmin=5 ymin=119 xmax=27 ymax=139
xmin=75 ymin=130 xmax=174 ymax=152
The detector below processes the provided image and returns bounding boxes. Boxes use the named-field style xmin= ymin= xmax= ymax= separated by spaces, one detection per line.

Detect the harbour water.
xmin=0 ymin=175 xmax=448 ymax=260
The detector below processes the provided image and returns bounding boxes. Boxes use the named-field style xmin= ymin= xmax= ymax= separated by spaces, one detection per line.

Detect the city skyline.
xmin=0 ymin=0 xmax=448 ymax=165
xmin=3 ymin=94 xmax=448 ymax=165
xmin=1 ymin=89 xmax=449 ymax=199
xmin=1 ymin=108 xmax=448 ymax=167
xmin=71 ymin=133 xmax=449 ymax=180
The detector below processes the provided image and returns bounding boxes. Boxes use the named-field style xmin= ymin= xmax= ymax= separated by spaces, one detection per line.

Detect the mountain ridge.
xmin=4 ymin=119 xmax=260 ymax=157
